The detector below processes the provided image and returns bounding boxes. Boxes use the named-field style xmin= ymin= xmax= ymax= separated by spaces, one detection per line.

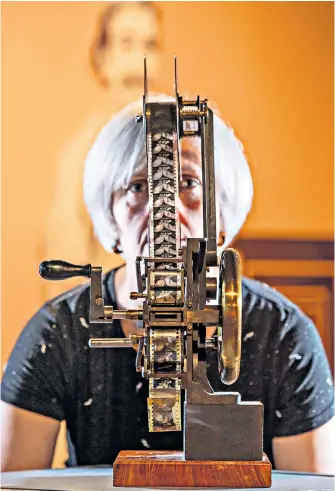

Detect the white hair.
xmin=83 ymin=95 xmax=253 ymax=252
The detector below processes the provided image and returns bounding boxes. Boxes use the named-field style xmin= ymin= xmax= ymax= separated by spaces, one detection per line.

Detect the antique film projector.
xmin=40 ymin=59 xmax=271 ymax=487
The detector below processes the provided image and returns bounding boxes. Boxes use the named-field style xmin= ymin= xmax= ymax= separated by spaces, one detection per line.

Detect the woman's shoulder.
xmin=241 ymin=276 xmax=311 ymax=330
xmin=242 ymin=277 xmax=296 ymax=308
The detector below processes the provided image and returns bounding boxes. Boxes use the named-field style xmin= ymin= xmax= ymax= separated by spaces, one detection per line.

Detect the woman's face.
xmin=112 ymin=139 xmax=205 ymax=263
xmin=101 ymin=4 xmax=161 ymax=105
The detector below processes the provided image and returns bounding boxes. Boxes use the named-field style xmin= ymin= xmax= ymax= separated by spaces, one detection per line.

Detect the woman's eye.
xmin=146 ymin=38 xmax=158 ymax=52
xmin=180 ymin=178 xmax=201 ymax=190
xmin=129 ymin=181 xmax=147 ymax=193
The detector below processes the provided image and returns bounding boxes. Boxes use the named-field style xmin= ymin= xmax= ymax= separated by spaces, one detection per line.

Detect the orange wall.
xmin=2 ymin=1 xmax=334 ymax=367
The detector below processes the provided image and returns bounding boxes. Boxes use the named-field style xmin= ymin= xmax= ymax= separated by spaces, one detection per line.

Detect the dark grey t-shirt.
xmin=2 ymin=269 xmax=334 ymax=467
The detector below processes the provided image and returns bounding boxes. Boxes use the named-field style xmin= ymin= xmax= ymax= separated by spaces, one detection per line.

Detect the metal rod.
xmin=113 ymin=310 xmax=143 ymax=320
xmin=174 ymin=55 xmax=182 ymax=182
xmin=144 ymin=56 xmax=148 ymax=100
xmin=174 ymin=55 xmax=178 ymax=97
xmin=200 ymin=106 xmax=217 ymax=240
xmin=89 ymin=338 xmax=134 ymax=348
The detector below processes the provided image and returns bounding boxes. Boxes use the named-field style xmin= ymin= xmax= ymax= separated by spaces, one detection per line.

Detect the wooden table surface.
xmin=1 ymin=467 xmax=334 ymax=491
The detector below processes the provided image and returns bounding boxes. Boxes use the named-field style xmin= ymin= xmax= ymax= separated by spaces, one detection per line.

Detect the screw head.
xmin=95 ymin=297 xmax=103 ymax=306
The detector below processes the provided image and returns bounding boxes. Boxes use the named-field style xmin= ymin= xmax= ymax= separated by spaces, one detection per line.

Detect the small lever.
xmin=39 ymin=260 xmax=91 ymax=281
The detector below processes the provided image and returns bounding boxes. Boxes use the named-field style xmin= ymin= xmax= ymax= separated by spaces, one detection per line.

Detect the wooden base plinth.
xmin=113 ymin=450 xmax=272 ymax=488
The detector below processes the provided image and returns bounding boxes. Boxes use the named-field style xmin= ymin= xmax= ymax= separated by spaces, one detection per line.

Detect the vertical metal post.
xmin=200 ymin=107 xmax=217 ymax=242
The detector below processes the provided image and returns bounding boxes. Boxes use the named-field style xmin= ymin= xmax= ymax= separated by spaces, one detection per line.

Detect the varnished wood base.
xmin=113 ymin=450 xmax=272 ymax=488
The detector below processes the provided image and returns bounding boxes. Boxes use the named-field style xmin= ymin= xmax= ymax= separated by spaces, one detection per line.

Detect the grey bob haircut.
xmin=83 ymin=95 xmax=253 ymax=253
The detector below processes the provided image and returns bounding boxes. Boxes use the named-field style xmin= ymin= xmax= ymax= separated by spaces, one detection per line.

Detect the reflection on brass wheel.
xmin=218 ymin=248 xmax=242 ymax=385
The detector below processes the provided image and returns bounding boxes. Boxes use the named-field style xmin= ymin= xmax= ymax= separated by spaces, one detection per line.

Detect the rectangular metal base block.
xmin=185 ymin=401 xmax=264 ymax=461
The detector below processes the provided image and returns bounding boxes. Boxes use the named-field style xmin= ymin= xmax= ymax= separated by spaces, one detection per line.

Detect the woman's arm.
xmin=272 ymin=416 xmax=335 ymax=473
xmin=269 ymin=303 xmax=334 ymax=473
xmin=1 ymin=401 xmax=60 ymax=472
xmin=1 ymin=301 xmax=73 ymax=471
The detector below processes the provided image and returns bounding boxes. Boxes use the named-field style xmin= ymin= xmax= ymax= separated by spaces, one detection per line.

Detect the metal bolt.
xmin=187 ymin=324 xmax=192 ymax=331
xmin=95 ymin=298 xmax=103 ymax=306
xmin=187 ymin=301 xmax=192 ymax=308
